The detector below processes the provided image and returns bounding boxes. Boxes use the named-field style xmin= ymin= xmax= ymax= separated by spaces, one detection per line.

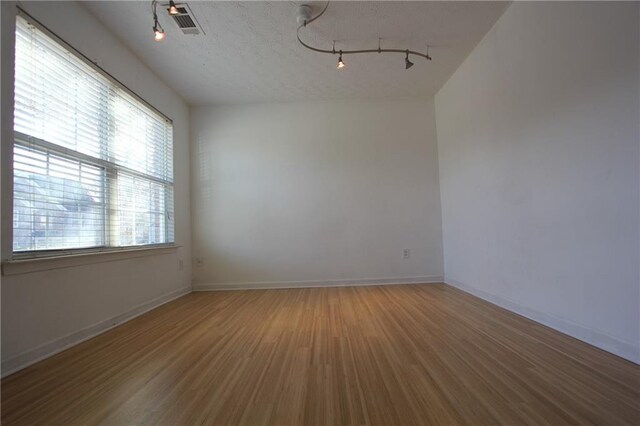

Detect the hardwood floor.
xmin=2 ymin=284 xmax=639 ymax=425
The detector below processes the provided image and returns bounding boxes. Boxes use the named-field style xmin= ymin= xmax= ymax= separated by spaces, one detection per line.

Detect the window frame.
xmin=10 ymin=9 xmax=176 ymax=261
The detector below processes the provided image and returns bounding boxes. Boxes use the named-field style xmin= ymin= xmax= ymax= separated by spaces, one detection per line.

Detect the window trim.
xmin=11 ymin=9 xmax=176 ymax=261
xmin=2 ymin=244 xmax=180 ymax=276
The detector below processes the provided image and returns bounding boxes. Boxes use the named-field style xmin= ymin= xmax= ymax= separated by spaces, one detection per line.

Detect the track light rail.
xmin=296 ymin=1 xmax=432 ymax=63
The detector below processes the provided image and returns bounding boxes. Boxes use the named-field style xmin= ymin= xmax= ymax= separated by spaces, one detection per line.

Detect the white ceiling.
xmin=83 ymin=1 xmax=509 ymax=105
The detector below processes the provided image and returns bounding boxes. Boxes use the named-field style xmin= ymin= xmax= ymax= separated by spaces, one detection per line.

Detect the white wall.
xmin=436 ymin=2 xmax=639 ymax=362
xmin=191 ymin=99 xmax=443 ymax=289
xmin=0 ymin=1 xmax=192 ymax=375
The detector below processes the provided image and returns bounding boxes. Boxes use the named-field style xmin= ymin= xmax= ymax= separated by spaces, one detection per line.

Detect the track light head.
xmin=151 ymin=1 xmax=165 ymax=41
xmin=405 ymin=51 xmax=414 ymax=69
xmin=168 ymin=0 xmax=179 ymax=15
xmin=154 ymin=26 xmax=165 ymax=41
xmin=153 ymin=17 xmax=165 ymax=41
xmin=337 ymin=52 xmax=345 ymax=69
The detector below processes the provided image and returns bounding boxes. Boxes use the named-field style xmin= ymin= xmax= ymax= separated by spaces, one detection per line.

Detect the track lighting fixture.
xmin=405 ymin=51 xmax=414 ymax=69
xmin=337 ymin=51 xmax=345 ymax=69
xmin=297 ymin=1 xmax=433 ymax=69
xmin=168 ymin=0 xmax=179 ymax=15
xmin=151 ymin=1 xmax=165 ymax=41
xmin=154 ymin=25 xmax=165 ymax=41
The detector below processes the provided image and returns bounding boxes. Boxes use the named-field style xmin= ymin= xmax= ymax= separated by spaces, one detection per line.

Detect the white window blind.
xmin=13 ymin=14 xmax=174 ymax=256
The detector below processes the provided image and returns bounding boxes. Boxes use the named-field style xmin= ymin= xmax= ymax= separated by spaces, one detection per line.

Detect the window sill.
xmin=1 ymin=245 xmax=180 ymax=276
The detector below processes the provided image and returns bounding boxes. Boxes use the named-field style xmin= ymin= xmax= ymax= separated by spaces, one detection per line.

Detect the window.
xmin=13 ymin=14 xmax=174 ymax=257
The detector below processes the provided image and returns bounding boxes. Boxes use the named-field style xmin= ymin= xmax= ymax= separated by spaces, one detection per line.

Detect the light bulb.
xmin=168 ymin=0 xmax=179 ymax=15
xmin=154 ymin=27 xmax=165 ymax=41
xmin=337 ymin=55 xmax=345 ymax=69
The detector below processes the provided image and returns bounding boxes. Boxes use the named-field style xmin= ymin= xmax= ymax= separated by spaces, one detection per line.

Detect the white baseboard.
xmin=193 ymin=276 xmax=443 ymax=291
xmin=1 ymin=286 xmax=192 ymax=378
xmin=445 ymin=278 xmax=640 ymax=365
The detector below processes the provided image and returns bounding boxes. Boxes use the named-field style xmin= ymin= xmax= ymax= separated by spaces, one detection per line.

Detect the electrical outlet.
xmin=178 ymin=259 xmax=184 ymax=270
xmin=195 ymin=257 xmax=204 ymax=267
xmin=402 ymin=249 xmax=410 ymax=259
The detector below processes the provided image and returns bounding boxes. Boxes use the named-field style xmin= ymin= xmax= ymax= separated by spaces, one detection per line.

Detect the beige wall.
xmin=435 ymin=1 xmax=639 ymax=362
xmin=191 ymin=99 xmax=443 ymax=289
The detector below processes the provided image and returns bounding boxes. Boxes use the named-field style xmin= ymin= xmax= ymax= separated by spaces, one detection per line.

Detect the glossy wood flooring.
xmin=2 ymin=284 xmax=639 ymax=425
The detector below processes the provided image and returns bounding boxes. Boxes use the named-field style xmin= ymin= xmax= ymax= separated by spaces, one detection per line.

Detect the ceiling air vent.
xmin=166 ymin=3 xmax=205 ymax=36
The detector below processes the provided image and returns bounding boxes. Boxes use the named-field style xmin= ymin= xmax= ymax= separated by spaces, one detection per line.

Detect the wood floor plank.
xmin=2 ymin=284 xmax=639 ymax=425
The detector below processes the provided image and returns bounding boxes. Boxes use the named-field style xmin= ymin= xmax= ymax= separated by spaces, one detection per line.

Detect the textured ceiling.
xmin=84 ymin=1 xmax=509 ymax=105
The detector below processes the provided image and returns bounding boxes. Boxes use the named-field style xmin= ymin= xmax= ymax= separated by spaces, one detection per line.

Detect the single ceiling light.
xmin=337 ymin=51 xmax=345 ymax=69
xmin=168 ymin=0 xmax=179 ymax=15
xmin=154 ymin=25 xmax=166 ymax=41
xmin=151 ymin=0 xmax=166 ymax=41
xmin=405 ymin=51 xmax=414 ymax=69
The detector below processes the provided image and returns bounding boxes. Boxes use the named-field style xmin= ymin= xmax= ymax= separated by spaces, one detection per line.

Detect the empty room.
xmin=0 ymin=0 xmax=638 ymax=424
